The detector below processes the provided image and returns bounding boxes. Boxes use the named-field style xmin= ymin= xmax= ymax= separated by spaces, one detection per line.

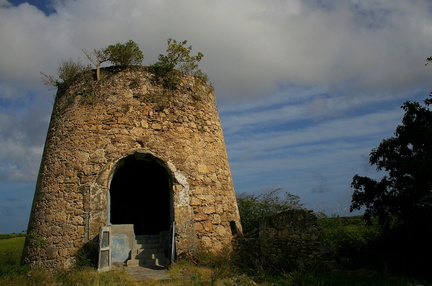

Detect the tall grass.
xmin=0 ymin=236 xmax=135 ymax=286
xmin=0 ymin=228 xmax=429 ymax=285
xmin=0 ymin=236 xmax=29 ymax=277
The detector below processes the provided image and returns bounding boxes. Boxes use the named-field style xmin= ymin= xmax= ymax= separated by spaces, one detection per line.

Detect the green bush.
xmin=149 ymin=60 xmax=177 ymax=90
xmin=106 ymin=40 xmax=144 ymax=67
xmin=0 ymin=233 xmax=26 ymax=240
xmin=150 ymin=38 xmax=208 ymax=90
xmin=319 ymin=215 xmax=432 ymax=279
xmin=319 ymin=215 xmax=382 ymax=269
xmin=237 ymin=187 xmax=304 ymax=234
xmin=41 ymin=58 xmax=90 ymax=93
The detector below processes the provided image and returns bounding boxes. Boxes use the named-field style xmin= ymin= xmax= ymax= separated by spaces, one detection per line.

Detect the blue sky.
xmin=1 ymin=0 xmax=432 ymax=234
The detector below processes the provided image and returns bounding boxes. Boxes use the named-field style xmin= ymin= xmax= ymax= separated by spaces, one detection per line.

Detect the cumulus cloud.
xmin=1 ymin=0 xmax=432 ymax=99
xmin=0 ymin=0 xmax=11 ymax=8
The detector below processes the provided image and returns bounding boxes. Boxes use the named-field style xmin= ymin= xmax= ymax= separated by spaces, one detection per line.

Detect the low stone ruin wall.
xmin=234 ymin=209 xmax=332 ymax=270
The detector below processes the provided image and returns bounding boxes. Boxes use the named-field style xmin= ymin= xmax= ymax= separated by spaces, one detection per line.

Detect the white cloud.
xmin=1 ymin=0 xmax=432 ymax=99
xmin=0 ymin=0 xmax=10 ymax=7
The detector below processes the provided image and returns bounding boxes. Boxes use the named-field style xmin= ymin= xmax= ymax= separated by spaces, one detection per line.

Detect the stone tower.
xmin=22 ymin=66 xmax=242 ymax=268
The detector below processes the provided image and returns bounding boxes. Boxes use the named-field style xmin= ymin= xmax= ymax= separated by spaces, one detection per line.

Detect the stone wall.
xmin=22 ymin=66 xmax=242 ymax=268
xmin=234 ymin=209 xmax=331 ymax=270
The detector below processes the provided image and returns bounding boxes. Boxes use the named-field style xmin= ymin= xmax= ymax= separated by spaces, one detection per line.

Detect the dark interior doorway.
xmin=109 ymin=155 xmax=171 ymax=235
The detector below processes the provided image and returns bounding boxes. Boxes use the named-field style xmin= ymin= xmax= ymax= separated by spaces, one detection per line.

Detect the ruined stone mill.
xmin=22 ymin=66 xmax=242 ymax=269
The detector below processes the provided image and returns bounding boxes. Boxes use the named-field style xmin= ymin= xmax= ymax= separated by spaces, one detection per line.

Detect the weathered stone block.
xmin=46 ymin=246 xmax=58 ymax=259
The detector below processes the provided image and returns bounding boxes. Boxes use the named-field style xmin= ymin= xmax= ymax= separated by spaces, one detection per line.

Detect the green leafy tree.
xmin=106 ymin=40 xmax=144 ymax=67
xmin=150 ymin=38 xmax=208 ymax=89
xmin=40 ymin=58 xmax=90 ymax=92
xmin=237 ymin=187 xmax=304 ymax=234
xmin=162 ymin=38 xmax=204 ymax=74
xmin=350 ymin=94 xmax=432 ymax=278
xmin=82 ymin=40 xmax=144 ymax=81
xmin=350 ymin=95 xmax=432 ymax=231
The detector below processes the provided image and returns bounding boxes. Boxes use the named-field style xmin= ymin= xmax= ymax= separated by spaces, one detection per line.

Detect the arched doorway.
xmin=109 ymin=154 xmax=171 ymax=235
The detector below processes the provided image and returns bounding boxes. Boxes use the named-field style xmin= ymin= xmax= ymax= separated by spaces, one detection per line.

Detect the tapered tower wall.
xmin=22 ymin=66 xmax=242 ymax=268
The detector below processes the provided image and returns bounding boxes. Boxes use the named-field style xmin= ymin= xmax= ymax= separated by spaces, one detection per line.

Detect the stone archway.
xmin=109 ymin=154 xmax=172 ymax=235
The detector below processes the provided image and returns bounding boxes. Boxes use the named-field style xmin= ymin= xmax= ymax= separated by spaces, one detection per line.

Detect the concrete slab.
xmin=123 ymin=265 xmax=169 ymax=280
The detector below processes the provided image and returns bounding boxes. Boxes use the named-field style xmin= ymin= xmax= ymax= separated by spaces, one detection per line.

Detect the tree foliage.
xmin=40 ymin=58 xmax=90 ymax=92
xmin=237 ymin=187 xmax=304 ymax=234
xmin=106 ymin=40 xmax=144 ymax=67
xmin=83 ymin=40 xmax=144 ymax=81
xmin=150 ymin=38 xmax=208 ymax=89
xmin=350 ymin=95 xmax=432 ymax=231
xmin=41 ymin=39 xmax=210 ymax=98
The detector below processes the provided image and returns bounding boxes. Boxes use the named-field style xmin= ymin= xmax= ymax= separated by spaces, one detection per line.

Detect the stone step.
xmin=136 ymin=248 xmax=165 ymax=255
xmin=134 ymin=243 xmax=161 ymax=249
xmin=139 ymin=256 xmax=168 ymax=268
xmin=133 ymin=250 xmax=167 ymax=267
xmin=128 ymin=233 xmax=169 ymax=268
xmin=140 ymin=260 xmax=167 ymax=267
xmin=127 ymin=258 xmax=140 ymax=267
xmin=131 ymin=246 xmax=165 ymax=255
xmin=136 ymin=251 xmax=166 ymax=260
xmin=136 ymin=234 xmax=159 ymax=242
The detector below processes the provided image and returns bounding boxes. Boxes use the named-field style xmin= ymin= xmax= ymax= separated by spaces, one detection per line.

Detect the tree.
xmin=350 ymin=94 xmax=432 ymax=278
xmin=237 ymin=187 xmax=304 ymax=234
xmin=41 ymin=58 xmax=90 ymax=92
xmin=82 ymin=48 xmax=110 ymax=81
xmin=350 ymin=95 xmax=432 ymax=231
xmin=42 ymin=41 xmax=144 ymax=97
xmin=84 ymin=40 xmax=145 ymax=80
xmin=106 ymin=40 xmax=144 ymax=67
xmin=150 ymin=38 xmax=208 ymax=89
xmin=161 ymin=38 xmax=204 ymax=73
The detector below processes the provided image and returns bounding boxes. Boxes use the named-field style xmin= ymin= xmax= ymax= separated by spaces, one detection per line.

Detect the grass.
xmin=0 ymin=225 xmax=431 ymax=285
xmin=0 ymin=236 xmax=25 ymax=263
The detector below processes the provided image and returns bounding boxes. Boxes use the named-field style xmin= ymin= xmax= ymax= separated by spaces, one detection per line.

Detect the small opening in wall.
xmin=230 ymin=221 xmax=238 ymax=236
